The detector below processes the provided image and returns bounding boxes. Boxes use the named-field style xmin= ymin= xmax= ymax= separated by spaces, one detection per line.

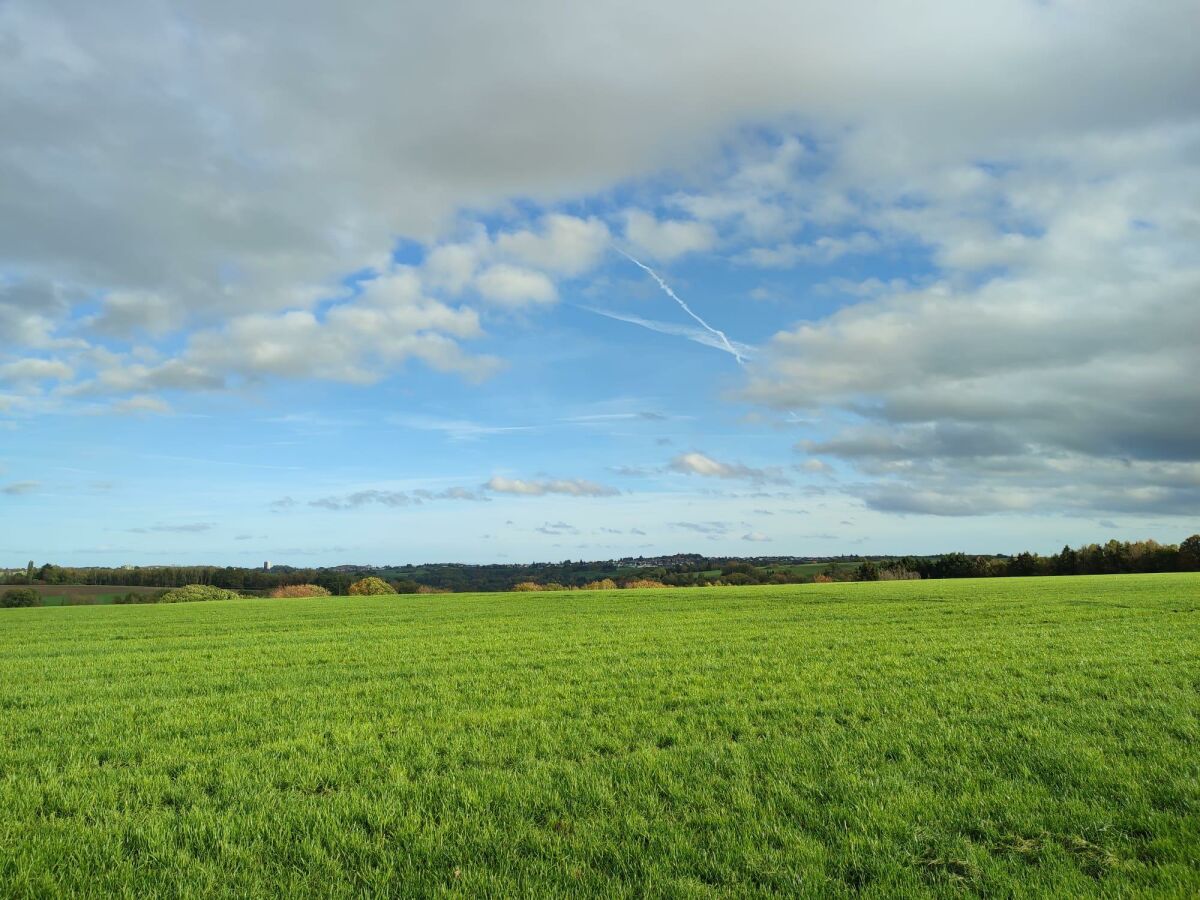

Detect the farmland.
xmin=13 ymin=584 xmax=166 ymax=607
xmin=1 ymin=574 xmax=1197 ymax=896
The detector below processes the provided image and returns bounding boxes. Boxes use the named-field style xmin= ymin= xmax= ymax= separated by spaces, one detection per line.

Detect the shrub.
xmin=348 ymin=577 xmax=396 ymax=596
xmin=416 ymin=585 xmax=451 ymax=594
xmin=623 ymin=579 xmax=667 ymax=589
xmin=583 ymin=578 xmax=619 ymax=590
xmin=160 ymin=584 xmax=243 ymax=604
xmin=1 ymin=588 xmax=40 ymax=608
xmin=269 ymin=584 xmax=332 ymax=598
xmin=812 ymin=574 xmax=834 ymax=584
xmin=511 ymin=582 xmax=543 ymax=592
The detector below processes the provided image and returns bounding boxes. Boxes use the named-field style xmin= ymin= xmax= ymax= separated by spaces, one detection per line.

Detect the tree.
xmin=268 ymin=584 xmax=332 ymax=598
xmin=2 ymin=588 xmax=40 ymax=608
xmin=26 ymin=561 xmax=34 ymax=584
xmin=1007 ymin=552 xmax=1041 ymax=577
xmin=855 ymin=561 xmax=881 ymax=581
xmin=348 ymin=577 xmax=396 ymax=596
xmin=1180 ymin=534 xmax=1200 ymax=571
xmin=1053 ymin=545 xmax=1079 ymax=575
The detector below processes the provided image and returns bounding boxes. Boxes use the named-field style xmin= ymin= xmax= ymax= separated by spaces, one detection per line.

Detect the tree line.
xmin=4 ymin=535 xmax=1198 ymax=594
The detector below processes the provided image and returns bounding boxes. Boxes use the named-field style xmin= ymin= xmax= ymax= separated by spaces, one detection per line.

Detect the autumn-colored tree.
xmin=269 ymin=584 xmax=332 ymax=598
xmin=348 ymin=577 xmax=396 ymax=596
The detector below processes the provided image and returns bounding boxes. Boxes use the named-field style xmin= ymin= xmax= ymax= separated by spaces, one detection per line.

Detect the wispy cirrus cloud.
xmin=485 ymin=476 xmax=618 ymax=497
xmin=128 ymin=522 xmax=214 ymax=534
xmin=1 ymin=481 xmax=39 ymax=496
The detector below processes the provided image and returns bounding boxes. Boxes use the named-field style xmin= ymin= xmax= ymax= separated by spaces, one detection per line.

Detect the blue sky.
xmin=1 ymin=1 xmax=1198 ymax=565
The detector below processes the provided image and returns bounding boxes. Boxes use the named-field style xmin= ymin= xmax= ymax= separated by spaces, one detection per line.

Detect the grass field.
xmin=1 ymin=574 xmax=1197 ymax=897
xmin=11 ymin=584 xmax=164 ymax=607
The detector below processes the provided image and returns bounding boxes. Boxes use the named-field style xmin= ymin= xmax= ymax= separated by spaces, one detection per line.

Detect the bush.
xmin=1 ymin=588 xmax=40 ymax=608
xmin=269 ymin=584 xmax=332 ymax=598
xmin=511 ymin=582 xmax=543 ymax=592
xmin=583 ymin=578 xmax=619 ymax=590
xmin=160 ymin=584 xmax=243 ymax=604
xmin=348 ymin=577 xmax=396 ymax=596
xmin=812 ymin=574 xmax=834 ymax=584
xmin=623 ymin=579 xmax=668 ymax=589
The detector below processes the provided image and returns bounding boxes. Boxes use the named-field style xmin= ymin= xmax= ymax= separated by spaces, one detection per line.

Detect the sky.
xmin=1 ymin=0 xmax=1198 ymax=566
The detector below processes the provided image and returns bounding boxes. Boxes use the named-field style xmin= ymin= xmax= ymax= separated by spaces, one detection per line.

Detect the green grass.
xmin=1 ymin=574 xmax=1197 ymax=897
xmin=11 ymin=585 xmax=164 ymax=607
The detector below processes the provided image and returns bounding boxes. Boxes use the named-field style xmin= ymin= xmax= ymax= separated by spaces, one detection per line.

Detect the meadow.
xmin=0 ymin=574 xmax=1196 ymax=897
xmin=15 ymin=584 xmax=166 ymax=607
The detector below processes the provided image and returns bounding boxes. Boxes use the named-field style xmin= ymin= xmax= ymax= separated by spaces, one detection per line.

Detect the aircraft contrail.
xmin=616 ymin=248 xmax=746 ymax=367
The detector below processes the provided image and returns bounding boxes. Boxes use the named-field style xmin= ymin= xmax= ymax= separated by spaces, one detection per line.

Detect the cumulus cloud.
xmin=669 ymin=452 xmax=788 ymax=485
xmin=621 ymin=210 xmax=717 ymax=261
xmin=473 ymin=264 xmax=558 ymax=308
xmin=485 ymin=476 xmax=618 ymax=497
xmin=0 ymin=358 xmax=73 ymax=383
xmin=494 ymin=214 xmax=610 ymax=277
xmin=736 ymin=125 xmax=1200 ymax=517
xmin=742 ymin=531 xmax=772 ymax=542
xmin=66 ymin=266 xmax=501 ymax=398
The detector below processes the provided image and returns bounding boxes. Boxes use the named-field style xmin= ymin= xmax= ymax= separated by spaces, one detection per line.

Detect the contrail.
xmin=580 ymin=305 xmax=756 ymax=361
xmin=616 ymin=248 xmax=746 ymax=366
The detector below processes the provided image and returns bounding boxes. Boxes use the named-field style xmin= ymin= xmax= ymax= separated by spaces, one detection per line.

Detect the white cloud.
xmin=737 ymin=232 xmax=878 ymax=268
xmin=0 ymin=358 xmax=73 ymax=382
xmin=669 ymin=451 xmax=787 ymax=485
xmin=742 ymin=130 xmax=1200 ymax=516
xmin=68 ymin=265 xmax=501 ymax=396
xmin=473 ymin=264 xmax=558 ymax=308
xmin=494 ymin=214 xmax=610 ymax=276
xmin=621 ymin=210 xmax=716 ymax=261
